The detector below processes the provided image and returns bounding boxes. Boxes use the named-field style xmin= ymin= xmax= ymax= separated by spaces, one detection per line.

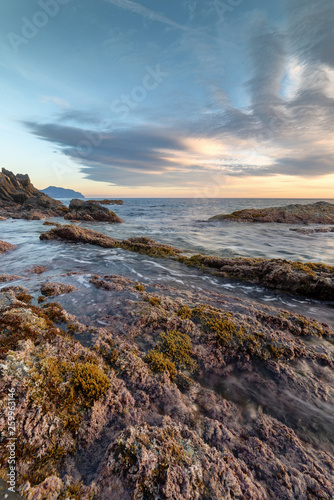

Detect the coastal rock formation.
xmin=87 ymin=199 xmax=124 ymax=205
xmin=179 ymin=255 xmax=334 ymax=301
xmin=0 ymin=169 xmax=68 ymax=220
xmin=40 ymin=225 xmax=333 ymax=300
xmin=64 ymin=199 xmax=123 ymax=223
xmin=40 ymin=282 xmax=78 ymax=297
xmin=40 ymin=225 xmax=181 ymax=257
xmin=40 ymin=224 xmax=119 ymax=248
xmin=0 ymin=276 xmax=333 ymax=499
xmin=209 ymin=201 xmax=334 ymax=224
xmin=0 ymin=240 xmax=16 ymax=254
xmin=290 ymin=226 xmax=334 ymax=234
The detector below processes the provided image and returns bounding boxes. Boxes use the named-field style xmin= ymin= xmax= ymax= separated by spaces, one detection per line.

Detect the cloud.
xmin=40 ymin=96 xmax=70 ymax=108
xmin=104 ymin=0 xmax=190 ymax=31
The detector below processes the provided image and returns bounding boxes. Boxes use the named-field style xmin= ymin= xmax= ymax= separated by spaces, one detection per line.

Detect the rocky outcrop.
xmin=64 ymin=199 xmax=123 ymax=223
xmin=40 ymin=225 xmax=333 ymax=300
xmin=0 ymin=169 xmax=68 ymax=220
xmin=210 ymin=201 xmax=334 ymax=224
xmin=87 ymin=199 xmax=124 ymax=205
xmin=179 ymin=255 xmax=334 ymax=301
xmin=0 ymin=275 xmax=334 ymax=499
xmin=40 ymin=282 xmax=77 ymax=297
xmin=40 ymin=224 xmax=119 ymax=248
xmin=0 ymin=241 xmax=16 ymax=254
xmin=290 ymin=226 xmax=334 ymax=234
xmin=40 ymin=225 xmax=181 ymax=257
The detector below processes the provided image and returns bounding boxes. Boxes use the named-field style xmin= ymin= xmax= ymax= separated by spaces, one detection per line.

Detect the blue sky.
xmin=1 ymin=0 xmax=334 ymax=197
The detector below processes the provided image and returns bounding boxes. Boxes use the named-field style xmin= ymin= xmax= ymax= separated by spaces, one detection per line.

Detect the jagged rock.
xmin=40 ymin=282 xmax=77 ymax=297
xmin=64 ymin=199 xmax=123 ymax=223
xmin=0 ymin=240 xmax=16 ymax=253
xmin=0 ymin=169 xmax=68 ymax=219
xmin=210 ymin=201 xmax=334 ymax=224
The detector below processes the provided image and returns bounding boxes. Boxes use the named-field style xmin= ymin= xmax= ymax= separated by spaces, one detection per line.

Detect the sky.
xmin=0 ymin=0 xmax=334 ymax=197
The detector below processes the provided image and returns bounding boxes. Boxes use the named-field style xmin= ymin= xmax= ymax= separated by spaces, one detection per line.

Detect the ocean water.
xmin=0 ymin=198 xmax=334 ymax=326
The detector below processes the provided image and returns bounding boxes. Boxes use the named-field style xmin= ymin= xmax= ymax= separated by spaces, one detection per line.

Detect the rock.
xmin=40 ymin=282 xmax=78 ymax=297
xmin=0 ymin=169 xmax=68 ymax=219
xmin=1 ymin=278 xmax=334 ymax=499
xmin=179 ymin=255 xmax=334 ymax=301
xmin=87 ymin=199 xmax=124 ymax=205
xmin=0 ymin=216 xmax=7 ymax=221
xmin=0 ymin=240 xmax=16 ymax=253
xmin=26 ymin=265 xmax=48 ymax=275
xmin=0 ymin=274 xmax=21 ymax=283
xmin=64 ymin=199 xmax=123 ymax=223
xmin=210 ymin=201 xmax=334 ymax=224
xmin=43 ymin=221 xmax=61 ymax=227
xmin=40 ymin=225 xmax=182 ymax=258
xmin=40 ymin=224 xmax=120 ymax=248
xmin=290 ymin=226 xmax=334 ymax=234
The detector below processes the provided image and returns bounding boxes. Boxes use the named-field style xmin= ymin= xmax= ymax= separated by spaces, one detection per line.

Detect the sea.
xmin=1 ymin=198 xmax=334 ymax=326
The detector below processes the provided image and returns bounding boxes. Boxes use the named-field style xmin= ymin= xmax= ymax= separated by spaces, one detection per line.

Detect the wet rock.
xmin=0 ymin=169 xmax=68 ymax=219
xmin=290 ymin=226 xmax=334 ymax=234
xmin=178 ymin=255 xmax=334 ymax=301
xmin=87 ymin=199 xmax=124 ymax=205
xmin=0 ymin=274 xmax=21 ymax=283
xmin=0 ymin=240 xmax=16 ymax=253
xmin=43 ymin=221 xmax=61 ymax=227
xmin=64 ymin=199 xmax=123 ymax=223
xmin=40 ymin=282 xmax=78 ymax=297
xmin=210 ymin=201 xmax=334 ymax=224
xmin=122 ymin=237 xmax=182 ymax=257
xmin=40 ymin=224 xmax=120 ymax=248
xmin=26 ymin=265 xmax=48 ymax=275
xmin=0 ymin=279 xmax=334 ymax=499
xmin=40 ymin=226 xmax=181 ymax=257
xmin=0 ymin=216 xmax=7 ymax=221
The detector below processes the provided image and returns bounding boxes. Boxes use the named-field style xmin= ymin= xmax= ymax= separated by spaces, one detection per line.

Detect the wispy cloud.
xmin=105 ymin=0 xmax=190 ymax=31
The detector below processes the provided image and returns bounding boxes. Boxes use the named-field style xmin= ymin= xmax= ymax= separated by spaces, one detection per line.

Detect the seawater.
xmin=0 ymin=198 xmax=333 ymax=326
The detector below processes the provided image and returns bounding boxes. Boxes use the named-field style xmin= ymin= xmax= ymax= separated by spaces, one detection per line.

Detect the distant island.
xmin=42 ymin=186 xmax=85 ymax=199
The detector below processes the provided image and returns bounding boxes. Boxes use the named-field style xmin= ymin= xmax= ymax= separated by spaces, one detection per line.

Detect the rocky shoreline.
xmin=39 ymin=224 xmax=334 ymax=301
xmin=1 ymin=178 xmax=334 ymax=498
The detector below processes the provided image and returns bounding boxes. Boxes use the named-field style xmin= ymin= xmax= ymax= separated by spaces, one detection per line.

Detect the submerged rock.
xmin=64 ymin=199 xmax=123 ymax=223
xmin=40 ymin=282 xmax=78 ymax=297
xmin=0 ymin=169 xmax=68 ymax=220
xmin=0 ymin=240 xmax=16 ymax=253
xmin=290 ymin=226 xmax=334 ymax=234
xmin=87 ymin=199 xmax=124 ymax=205
xmin=210 ymin=201 xmax=334 ymax=224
